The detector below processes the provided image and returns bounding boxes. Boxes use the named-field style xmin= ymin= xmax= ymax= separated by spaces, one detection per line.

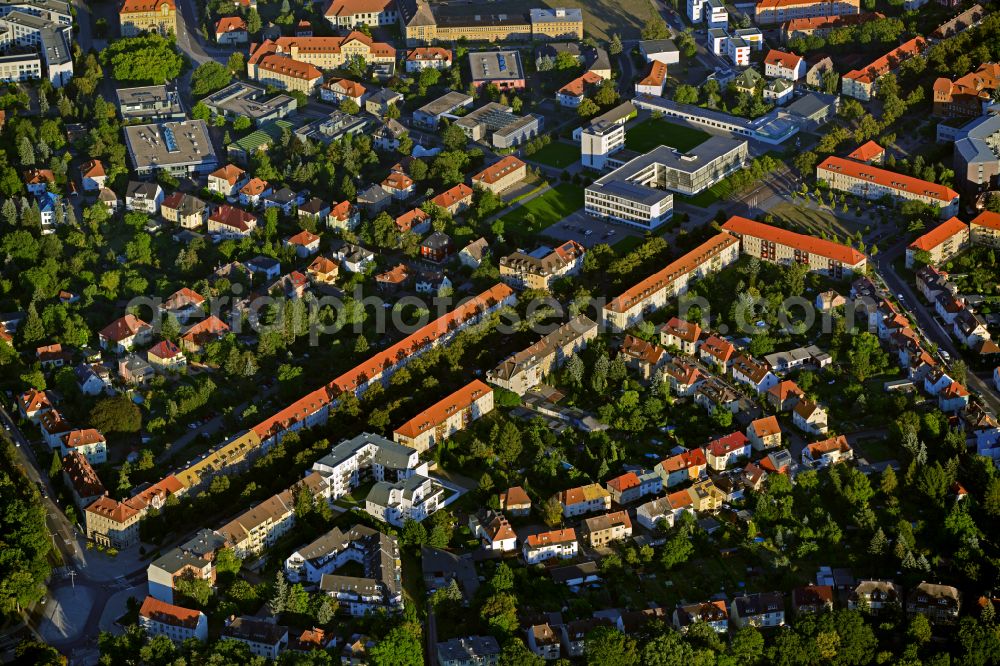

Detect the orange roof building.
xmin=248 ymin=42 xmax=324 ymax=93
xmin=763 ymin=49 xmax=805 ymax=79
xmin=636 ymin=61 xmax=668 ymax=93
xmin=393 ymin=380 xmax=493 ymax=452
xmin=558 ymin=70 xmax=604 ymax=102
xmin=722 ymin=215 xmax=867 ymax=277
xmin=215 ymin=15 xmax=247 ymax=37
xmin=471 ymin=156 xmax=527 ymax=194
xmin=394 ymin=208 xmax=430 ymax=234
xmin=324 ymin=0 xmax=395 ymax=26
xmin=906 ymin=217 xmax=969 ymax=268
xmin=523 ymin=528 xmax=578 ymax=563
xmin=933 ymin=63 xmax=1000 ymax=118
xmin=139 ymin=596 xmax=207 ymax=642
xmin=846 ymin=140 xmax=885 ymax=165
xmin=971 ymin=210 xmax=1000 ymax=248
xmin=180 ymin=315 xmax=230 ymax=351
xmin=120 ymin=0 xmax=177 ymax=38
xmin=842 ymin=37 xmax=926 ymax=101
xmin=603 ymin=232 xmax=740 ymax=329
xmin=781 ymin=12 xmax=882 ymax=40
xmin=500 ymin=486 xmax=531 ymax=514
xmin=755 ymin=0 xmax=860 ymax=24
xmin=817 ymin=155 xmax=959 ymax=217
xmin=250 ymin=283 xmax=514 ymax=443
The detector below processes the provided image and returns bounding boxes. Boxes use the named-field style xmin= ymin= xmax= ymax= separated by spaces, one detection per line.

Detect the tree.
xmin=847 ymin=332 xmax=888 ymax=382
xmin=496 ymin=422 xmax=522 ymax=466
xmin=89 ymin=395 xmax=142 ymax=433
xmin=19 ymin=301 xmax=45 ymax=344
xmin=191 ymin=61 xmax=232 ymax=97
xmin=340 ymin=98 xmax=361 ymax=115
xmin=984 ymin=477 xmax=1000 ymax=517
xmin=869 ymin=527 xmax=888 ymax=555
xmin=174 ymin=575 xmax=211 ymax=607
xmin=660 ymin=532 xmax=694 ymax=569
xmin=316 ymin=597 xmax=335 ymax=625
xmin=246 ymin=8 xmax=262 ymax=34
xmin=441 ymin=123 xmax=467 ymax=151
xmin=594 ymin=80 xmax=619 ymax=107
xmin=641 ymin=17 xmax=670 ymax=40
xmin=490 ymin=562 xmax=515 ymax=593
xmin=369 ymin=624 xmax=423 ymax=666
xmin=499 ymin=638 xmax=545 ymax=666
xmin=585 ymin=627 xmax=638 ymax=666
xmin=674 ymin=84 xmax=699 ymax=105
xmin=268 ymin=571 xmax=288 ymax=615
xmin=541 ymin=495 xmax=563 ymax=527
xmin=554 ymin=50 xmax=578 ymax=70
xmin=401 ymin=518 xmax=427 ymax=547
xmin=609 ymin=33 xmax=623 ymax=55
xmin=102 ymin=34 xmax=183 ymax=84
xmin=481 ymin=593 xmax=519 ymax=635
xmin=228 ymin=51 xmax=245 ymax=74
xmin=576 ymin=97 xmax=601 ymax=118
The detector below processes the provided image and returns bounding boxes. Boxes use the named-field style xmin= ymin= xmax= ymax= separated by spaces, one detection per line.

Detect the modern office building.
xmin=123 ymin=120 xmax=219 ymax=178
xmin=116 ymin=83 xmax=185 ymax=121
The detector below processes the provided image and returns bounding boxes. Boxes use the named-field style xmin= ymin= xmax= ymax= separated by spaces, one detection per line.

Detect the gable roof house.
xmin=99 ymin=314 xmax=153 ymax=354
xmin=618 ymin=334 xmax=667 ymax=380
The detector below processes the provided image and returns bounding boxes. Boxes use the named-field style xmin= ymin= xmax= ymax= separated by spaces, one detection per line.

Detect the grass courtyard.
xmin=769 ymin=202 xmax=869 ymax=238
xmin=528 ymin=141 xmax=580 ymax=169
xmin=625 ymin=118 xmax=712 ymax=154
xmin=498 ymin=183 xmax=585 ymax=234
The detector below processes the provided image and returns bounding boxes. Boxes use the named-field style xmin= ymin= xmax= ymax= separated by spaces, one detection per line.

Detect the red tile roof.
xmin=764 ymin=49 xmax=802 ymax=71
xmin=121 ymin=0 xmax=174 ymax=12
xmin=287 ymin=230 xmax=320 ymax=247
xmin=395 ymin=208 xmax=429 ymax=232
xmin=844 ymin=37 xmax=927 ymax=85
xmin=255 ymin=51 xmax=324 ymax=82
xmin=100 ymin=314 xmax=150 ymax=343
xmin=62 ymin=451 xmax=105 ymax=498
xmin=663 ymin=317 xmax=701 ymax=344
xmin=324 ymin=0 xmax=393 ymax=18
xmin=325 ymin=78 xmax=366 ymax=98
xmin=241 ymin=178 xmax=270 ymax=196
xmin=251 ymin=284 xmax=513 ymax=439
xmin=806 ymin=435 xmax=850 ymax=457
xmin=525 ymin=528 xmax=576 ymax=548
xmin=270 ymin=32 xmax=395 ymax=58
xmin=64 ymin=428 xmax=106 ymax=450
xmin=501 ymin=486 xmax=531 ymax=508
xmin=606 ymin=471 xmax=640 ymax=493
xmin=723 ymin=215 xmax=867 ymax=265
xmin=707 ymin=431 xmax=749 ymax=456
xmin=215 ymin=16 xmax=247 ymax=34
xmin=638 ymin=61 xmax=667 ymax=87
xmin=559 ymin=70 xmax=604 ymax=97
xmin=210 ymin=205 xmax=257 ymax=232
xmin=472 ymin=156 xmax=526 ymax=186
xmin=394 ymin=380 xmax=492 ymax=439
xmin=971 ymin=210 xmax=1000 ymax=231
xmin=431 ymin=183 xmax=473 ymax=209
xmin=908 ymin=217 xmax=968 ymax=252
xmin=607 ymin=233 xmax=738 ymax=313
xmin=139 ymin=596 xmax=202 ymax=629
xmin=165 ymin=287 xmax=205 ymax=311
xmin=661 ymin=447 xmax=706 ymax=473
xmin=148 ymin=339 xmax=183 ymax=361
xmin=19 ymin=389 xmax=53 ymax=414
xmin=181 ymin=316 xmax=230 ymax=345
xmin=751 ymin=415 xmax=781 ymax=438
xmin=382 ymin=171 xmax=414 ymax=191
xmin=407 ymin=47 xmax=451 ymax=63
xmin=847 ymin=140 xmax=885 ymax=163
xmin=619 ymin=334 xmax=666 ymax=366
xmin=701 ymin=335 xmax=735 ymax=363
xmin=768 ymin=380 xmax=803 ymax=402
xmin=81 ymin=159 xmax=105 ymax=178
xmin=209 ymin=164 xmax=245 ymax=185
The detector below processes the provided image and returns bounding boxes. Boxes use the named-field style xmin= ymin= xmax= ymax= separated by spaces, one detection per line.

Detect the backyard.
xmin=498 ymin=183 xmax=586 ymax=234
xmin=769 ymin=201 xmax=870 ymax=239
xmin=625 ymin=118 xmax=711 ymax=154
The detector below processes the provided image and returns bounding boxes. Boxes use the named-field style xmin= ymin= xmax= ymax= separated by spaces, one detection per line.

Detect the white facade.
xmin=365 ymin=474 xmax=446 ymax=527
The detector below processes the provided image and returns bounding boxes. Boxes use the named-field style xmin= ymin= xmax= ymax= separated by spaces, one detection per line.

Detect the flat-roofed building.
xmin=586 ymin=137 xmax=748 ymax=229
xmin=124 ymin=120 xmax=219 ymax=178
xmin=393 ymin=380 xmax=494 ymax=453
xmin=499 ymin=240 xmax=586 ymax=291
xmin=578 ymin=101 xmax=636 ymax=170
xmin=469 ymin=50 xmax=524 ymax=91
xmin=413 ymin=91 xmax=473 ymax=129
xmin=0 ymin=52 xmax=41 ymax=82
xmin=817 ymin=155 xmax=959 ymax=217
xmin=0 ymin=8 xmax=72 ymax=85
xmin=115 ymin=83 xmax=185 ymax=121
xmin=202 ymin=81 xmax=296 ymax=126
xmin=454 ymin=102 xmax=541 ymax=149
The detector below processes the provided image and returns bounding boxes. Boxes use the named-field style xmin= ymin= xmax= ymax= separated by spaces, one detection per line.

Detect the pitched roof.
xmin=99 ymin=314 xmax=150 ymax=343
xmin=768 ymin=380 xmax=803 ymax=402
xmin=287 ymin=230 xmax=321 ymax=247
xmin=662 ymin=316 xmax=701 ymax=343
xmin=525 ymin=528 xmax=576 ymax=548
xmin=559 ymin=70 xmax=604 ymax=97
xmin=847 ymin=140 xmax=885 ymax=162
xmin=210 ymin=205 xmax=257 ymax=231
xmin=181 ymin=315 xmax=230 ymax=344
xmin=209 ymin=164 xmax=246 ymax=185
xmin=731 ymin=354 xmax=772 ymax=384
xmin=701 ymin=335 xmax=735 ymax=362
xmin=606 ymin=471 xmax=640 ymax=493
xmin=81 ymin=159 xmax=105 ymax=178
xmin=121 ymin=0 xmax=175 ymax=12
xmin=619 ymin=334 xmax=666 ymax=366
xmin=707 ymin=431 xmax=749 ymax=456
xmin=583 ymin=510 xmax=632 ymax=533
xmin=806 ymin=435 xmax=850 ymax=457
xmin=751 ymin=415 xmax=781 ymax=438
xmin=165 ymin=287 xmax=205 ymax=311
xmin=148 ymin=339 xmax=183 ymax=361
xmin=501 ymin=486 xmax=531 ymax=508
xmin=216 ymin=15 xmax=247 ymax=33
xmin=661 ymin=447 xmax=706 ymax=473
xmin=407 ymin=46 xmax=451 ymax=62
xmin=472 ymin=156 xmax=526 ymax=186
xmin=794 ymin=398 xmax=824 ymax=419
xmin=638 ymin=60 xmax=668 ymax=87
xmin=394 ymin=380 xmax=492 ymax=439
xmin=843 ymin=37 xmax=927 ymax=85
xmin=18 ymin=388 xmax=53 ymax=414
xmin=86 ymin=495 xmax=140 ymax=523
xmin=559 ymin=483 xmax=610 ymax=506
xmin=908 ymin=217 xmax=969 ymax=252
xmin=308 ymin=255 xmax=339 ymax=275
xmin=431 ymin=183 xmax=473 ymax=208
xmin=325 ymin=78 xmax=367 ymax=98
xmin=324 ymin=0 xmax=393 ymax=18
xmin=395 ymin=208 xmax=429 ymax=232
xmin=139 ymin=596 xmax=202 ymax=629
xmin=764 ymin=49 xmax=803 ymax=70
xmin=606 ymin=232 xmax=738 ymax=313
xmin=240 ymin=177 xmax=270 ymax=196
xmin=819 ymin=155 xmax=959 ymax=204
xmin=971 ymin=210 xmax=1000 ymax=231
xmin=723 ymin=215 xmax=867 ymax=265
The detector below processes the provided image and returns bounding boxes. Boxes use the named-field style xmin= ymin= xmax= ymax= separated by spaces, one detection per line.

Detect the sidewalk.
xmin=97 ymin=584 xmax=146 ymax=636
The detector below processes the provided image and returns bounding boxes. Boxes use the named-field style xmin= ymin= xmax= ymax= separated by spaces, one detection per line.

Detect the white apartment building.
xmin=817 ymin=156 xmax=959 ymax=218
xmin=577 ymin=101 xmax=636 ymax=170
xmin=311 ymin=433 xmax=423 ymax=500
xmin=365 ymin=474 xmax=446 ymax=527
xmin=522 ymin=528 xmax=578 ymax=564
xmin=722 ymin=215 xmax=868 ymax=278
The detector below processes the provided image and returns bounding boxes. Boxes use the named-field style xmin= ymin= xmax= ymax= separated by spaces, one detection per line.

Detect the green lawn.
xmin=612 ymin=235 xmax=645 ymax=254
xmin=498 ymin=183 xmax=585 ymax=234
xmin=625 ymin=119 xmax=711 ymax=153
xmin=528 ymin=141 xmax=580 ymax=169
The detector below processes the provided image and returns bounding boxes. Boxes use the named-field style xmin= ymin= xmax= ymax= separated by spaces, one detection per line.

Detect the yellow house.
xmin=120 ymin=0 xmax=177 ymax=37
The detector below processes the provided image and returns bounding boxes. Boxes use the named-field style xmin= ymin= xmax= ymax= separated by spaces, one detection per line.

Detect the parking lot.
xmin=544 ymin=210 xmax=644 ymax=248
